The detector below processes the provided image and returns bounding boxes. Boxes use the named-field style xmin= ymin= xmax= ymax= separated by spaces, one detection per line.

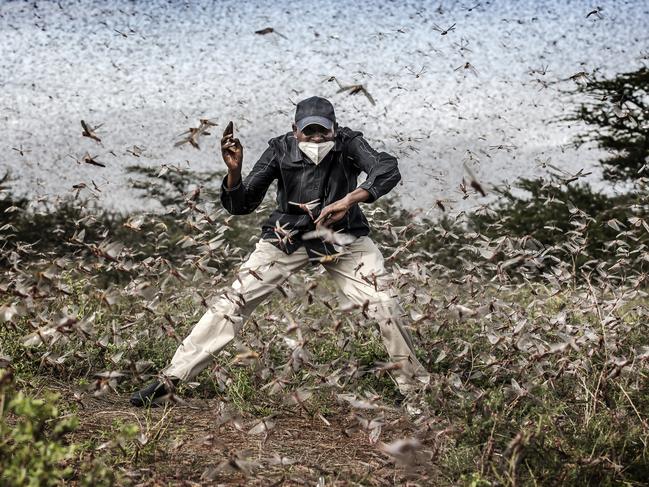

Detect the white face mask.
xmin=298 ymin=141 xmax=335 ymax=165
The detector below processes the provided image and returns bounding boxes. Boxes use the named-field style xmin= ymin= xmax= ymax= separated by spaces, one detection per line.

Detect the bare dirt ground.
xmin=48 ymin=383 xmax=433 ymax=486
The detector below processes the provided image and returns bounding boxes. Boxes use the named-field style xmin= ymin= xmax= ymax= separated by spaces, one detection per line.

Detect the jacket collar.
xmin=289 ymin=132 xmax=343 ymax=162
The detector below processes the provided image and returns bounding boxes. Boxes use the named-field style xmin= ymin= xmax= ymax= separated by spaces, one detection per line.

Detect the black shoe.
xmin=130 ymin=378 xmax=178 ymax=408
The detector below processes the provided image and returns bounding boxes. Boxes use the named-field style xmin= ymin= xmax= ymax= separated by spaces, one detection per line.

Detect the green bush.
xmin=0 ymin=369 xmax=78 ymax=486
xmin=469 ymin=177 xmax=649 ymax=274
xmin=0 ymin=369 xmax=117 ymax=486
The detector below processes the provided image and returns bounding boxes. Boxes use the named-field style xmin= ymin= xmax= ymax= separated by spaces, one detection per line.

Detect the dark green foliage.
xmin=566 ymin=67 xmax=649 ymax=182
xmin=126 ymin=163 xmax=220 ymax=210
xmin=470 ymin=176 xmax=649 ymax=263
xmin=0 ymin=171 xmax=109 ymax=266
xmin=463 ymin=66 xmax=649 ymax=279
xmin=126 ymin=163 xmax=272 ymax=263
xmin=0 ymin=369 xmax=116 ymax=486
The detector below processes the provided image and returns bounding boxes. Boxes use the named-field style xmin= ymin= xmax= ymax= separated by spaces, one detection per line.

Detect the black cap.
xmin=295 ymin=96 xmax=336 ymax=131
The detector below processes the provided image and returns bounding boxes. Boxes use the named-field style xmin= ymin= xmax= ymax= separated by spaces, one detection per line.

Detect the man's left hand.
xmin=314 ymin=188 xmax=371 ymax=228
xmin=314 ymin=197 xmax=351 ymax=228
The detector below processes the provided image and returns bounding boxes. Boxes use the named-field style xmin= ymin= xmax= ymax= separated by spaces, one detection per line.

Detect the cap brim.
xmin=296 ymin=116 xmax=334 ymax=131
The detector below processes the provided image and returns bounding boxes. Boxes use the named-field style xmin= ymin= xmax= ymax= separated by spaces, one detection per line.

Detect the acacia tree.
xmin=568 ymin=67 xmax=649 ymax=182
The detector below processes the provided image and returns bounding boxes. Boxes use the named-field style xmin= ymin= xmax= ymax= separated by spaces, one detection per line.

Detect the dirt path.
xmin=59 ymin=387 xmax=434 ymax=486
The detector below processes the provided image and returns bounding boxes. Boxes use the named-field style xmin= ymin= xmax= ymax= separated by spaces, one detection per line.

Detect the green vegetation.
xmin=3 ymin=170 xmax=649 ymax=484
xmin=0 ymin=370 xmax=117 ymax=486
xmin=565 ymin=67 xmax=649 ymax=182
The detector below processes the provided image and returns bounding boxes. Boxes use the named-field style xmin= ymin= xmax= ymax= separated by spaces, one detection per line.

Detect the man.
xmin=130 ymin=96 xmax=429 ymax=407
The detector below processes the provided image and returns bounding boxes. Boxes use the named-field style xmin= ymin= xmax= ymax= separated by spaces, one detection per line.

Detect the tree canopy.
xmin=568 ymin=67 xmax=649 ymax=182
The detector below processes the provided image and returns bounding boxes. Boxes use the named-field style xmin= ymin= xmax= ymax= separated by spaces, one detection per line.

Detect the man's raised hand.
xmin=221 ymin=121 xmax=243 ymax=173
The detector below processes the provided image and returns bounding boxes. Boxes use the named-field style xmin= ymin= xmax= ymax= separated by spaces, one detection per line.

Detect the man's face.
xmin=292 ymin=123 xmax=335 ymax=144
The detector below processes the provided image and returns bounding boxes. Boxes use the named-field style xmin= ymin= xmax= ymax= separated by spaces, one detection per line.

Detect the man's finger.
xmin=319 ymin=213 xmax=339 ymax=228
xmin=222 ymin=137 xmax=240 ymax=147
xmin=222 ymin=137 xmax=241 ymax=153
xmin=223 ymin=121 xmax=234 ymax=137
xmin=323 ymin=209 xmax=347 ymax=226
xmin=314 ymin=210 xmax=330 ymax=225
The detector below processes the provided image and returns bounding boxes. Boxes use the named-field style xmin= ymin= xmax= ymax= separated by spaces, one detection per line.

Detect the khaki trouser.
xmin=162 ymin=236 xmax=429 ymax=394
